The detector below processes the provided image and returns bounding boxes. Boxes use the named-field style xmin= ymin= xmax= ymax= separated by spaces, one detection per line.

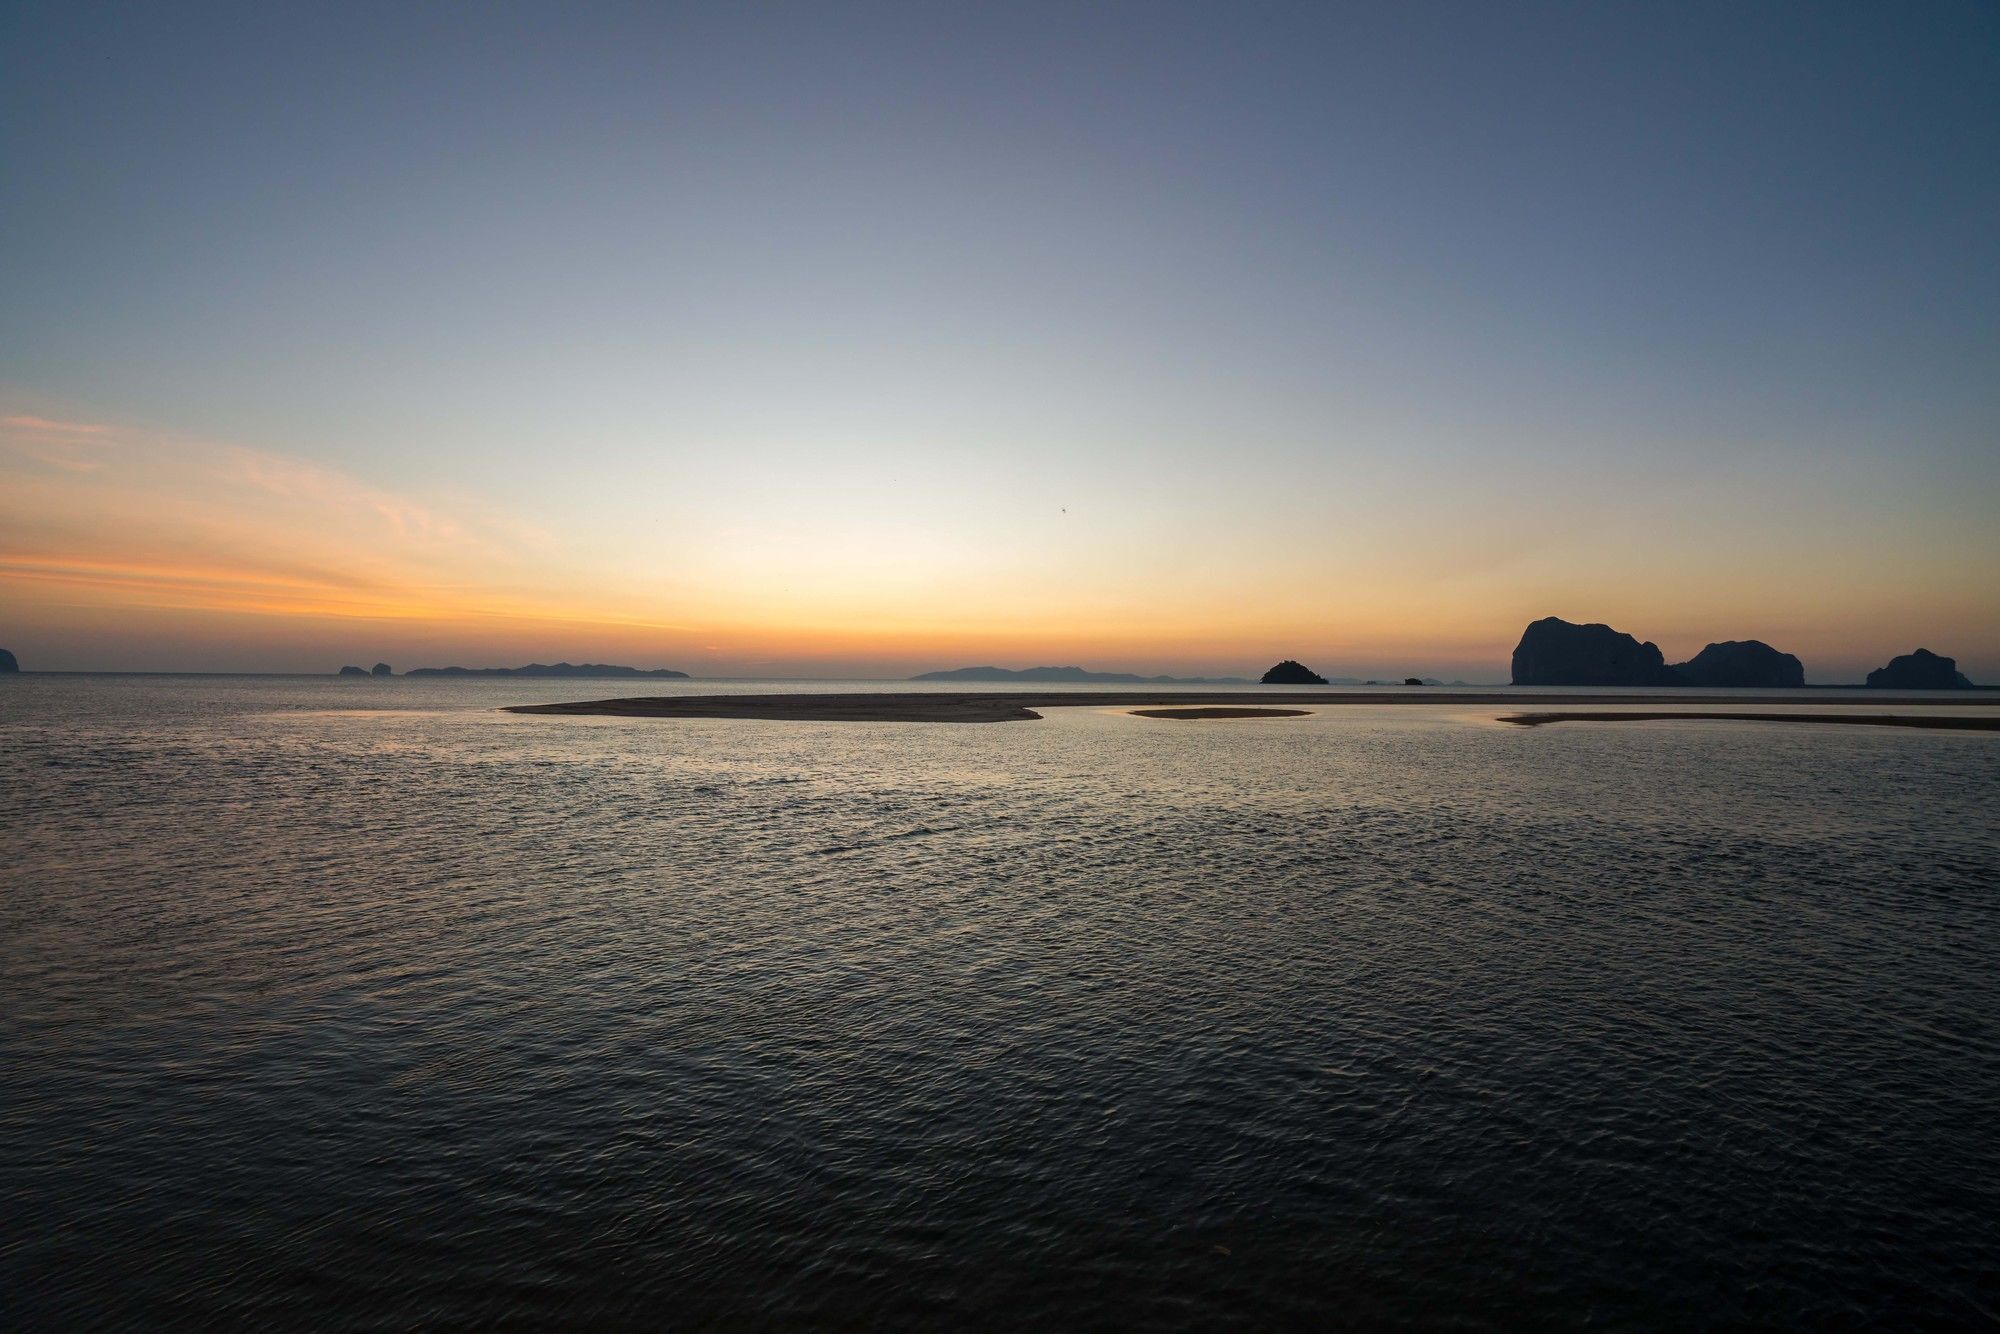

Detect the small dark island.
xmin=0 ymin=648 xmax=18 ymax=674
xmin=337 ymin=665 xmax=369 ymax=677
xmin=372 ymin=662 xmax=393 ymax=677
xmin=1867 ymin=649 xmax=1975 ymax=690
xmin=1261 ymin=660 xmax=1329 ymax=685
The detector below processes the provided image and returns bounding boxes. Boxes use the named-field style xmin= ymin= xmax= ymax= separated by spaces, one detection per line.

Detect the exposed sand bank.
xmin=1130 ymin=707 xmax=1311 ymax=720
xmin=506 ymin=690 xmax=1998 ymax=725
xmin=1500 ymin=711 xmax=2000 ymax=733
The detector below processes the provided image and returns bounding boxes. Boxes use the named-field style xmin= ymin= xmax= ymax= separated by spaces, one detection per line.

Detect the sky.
xmin=3 ymin=1 xmax=1996 ymax=681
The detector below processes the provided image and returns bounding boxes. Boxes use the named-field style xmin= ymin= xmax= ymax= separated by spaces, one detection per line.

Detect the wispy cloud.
xmin=0 ymin=410 xmax=584 ymax=630
xmin=1 ymin=414 xmax=110 ymax=435
xmin=0 ymin=414 xmax=118 ymax=473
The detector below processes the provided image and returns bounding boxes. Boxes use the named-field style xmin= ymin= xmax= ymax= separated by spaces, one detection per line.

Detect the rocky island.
xmin=1511 ymin=617 xmax=1680 ymax=686
xmin=0 ymin=648 xmax=18 ymax=673
xmin=1671 ymin=640 xmax=1804 ymax=688
xmin=1867 ymin=649 xmax=1976 ymax=689
xmin=1512 ymin=618 xmax=1812 ymax=687
xmin=1260 ymin=660 xmax=1329 ymax=685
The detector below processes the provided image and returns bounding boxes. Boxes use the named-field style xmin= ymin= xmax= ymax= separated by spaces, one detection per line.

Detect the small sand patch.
xmin=1499 ymin=711 xmax=2000 ymax=732
xmin=1130 ymin=707 xmax=1311 ymax=721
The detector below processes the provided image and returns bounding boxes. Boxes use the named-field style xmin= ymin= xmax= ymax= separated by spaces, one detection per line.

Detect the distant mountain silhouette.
xmin=406 ymin=662 xmax=690 ymax=678
xmin=372 ymin=662 xmax=393 ymax=677
xmin=1866 ymin=648 xmax=1974 ymax=689
xmin=911 ymin=665 xmax=1250 ymax=684
xmin=0 ymin=648 xmax=17 ymax=673
xmin=337 ymin=665 xmax=369 ymax=676
xmin=1511 ymin=617 xmax=1680 ymax=686
xmin=1260 ymin=660 xmax=1329 ymax=685
xmin=1672 ymin=640 xmax=1804 ymax=688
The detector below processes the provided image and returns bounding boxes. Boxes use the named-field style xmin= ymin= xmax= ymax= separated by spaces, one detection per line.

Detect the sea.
xmin=3 ymin=673 xmax=1997 ymax=1328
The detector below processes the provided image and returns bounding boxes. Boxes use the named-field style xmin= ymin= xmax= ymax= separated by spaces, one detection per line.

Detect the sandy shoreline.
xmin=1131 ymin=707 xmax=1311 ymax=720
xmin=506 ymin=690 xmax=1998 ymax=725
xmin=1500 ymin=711 xmax=2000 ymax=732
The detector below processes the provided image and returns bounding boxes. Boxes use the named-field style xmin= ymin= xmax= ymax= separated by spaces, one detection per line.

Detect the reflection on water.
xmin=2 ymin=675 xmax=1996 ymax=1327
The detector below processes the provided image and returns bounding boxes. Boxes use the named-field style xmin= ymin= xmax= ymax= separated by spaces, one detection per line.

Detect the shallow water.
xmin=3 ymin=675 xmax=1997 ymax=1327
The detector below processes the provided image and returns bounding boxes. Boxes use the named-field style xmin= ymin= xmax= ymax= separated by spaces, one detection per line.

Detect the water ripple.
xmin=1 ymin=676 xmax=1996 ymax=1327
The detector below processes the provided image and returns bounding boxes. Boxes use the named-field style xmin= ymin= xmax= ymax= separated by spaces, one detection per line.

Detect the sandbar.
xmin=506 ymin=690 xmax=1997 ymax=725
xmin=1499 ymin=711 xmax=2000 ymax=732
xmin=1130 ymin=707 xmax=1310 ymax=720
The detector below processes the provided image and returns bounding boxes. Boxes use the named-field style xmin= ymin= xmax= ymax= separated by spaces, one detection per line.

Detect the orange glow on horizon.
xmin=4 ymin=408 xmax=1995 ymax=679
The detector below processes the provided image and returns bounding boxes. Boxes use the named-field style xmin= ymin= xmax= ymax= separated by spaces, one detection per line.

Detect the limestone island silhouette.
xmin=1511 ymin=617 xmax=1984 ymax=689
xmin=1260 ymin=660 xmax=1329 ymax=685
xmin=1673 ymin=640 xmax=1804 ymax=688
xmin=1867 ymin=649 xmax=1975 ymax=689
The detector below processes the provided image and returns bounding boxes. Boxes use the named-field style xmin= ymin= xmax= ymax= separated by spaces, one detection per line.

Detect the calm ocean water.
xmin=3 ymin=674 xmax=1997 ymax=1328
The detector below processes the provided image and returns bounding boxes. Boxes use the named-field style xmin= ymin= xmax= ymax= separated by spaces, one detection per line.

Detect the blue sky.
xmin=3 ymin=2 xmax=1995 ymax=677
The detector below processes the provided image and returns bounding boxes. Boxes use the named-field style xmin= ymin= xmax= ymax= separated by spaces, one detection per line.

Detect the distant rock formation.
xmin=404 ymin=662 xmax=691 ymax=679
xmin=0 ymin=648 xmax=17 ymax=673
xmin=912 ymin=665 xmax=1250 ymax=684
xmin=1866 ymin=648 xmax=1975 ymax=690
xmin=1671 ymin=640 xmax=1804 ymax=688
xmin=1403 ymin=677 xmax=1424 ymax=686
xmin=1511 ymin=617 xmax=1679 ymax=686
xmin=1261 ymin=660 xmax=1329 ymax=685
xmin=337 ymin=665 xmax=369 ymax=676
xmin=371 ymin=662 xmax=393 ymax=676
